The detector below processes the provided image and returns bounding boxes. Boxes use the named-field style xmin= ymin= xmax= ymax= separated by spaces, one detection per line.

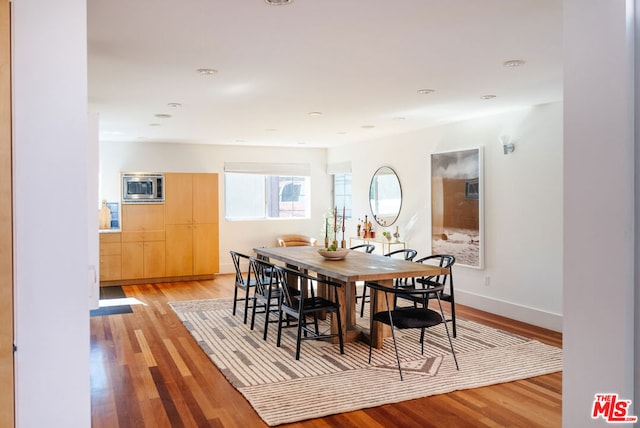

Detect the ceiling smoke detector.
xmin=265 ymin=0 xmax=293 ymax=4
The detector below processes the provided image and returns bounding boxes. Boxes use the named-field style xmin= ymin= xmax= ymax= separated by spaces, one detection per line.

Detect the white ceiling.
xmin=88 ymin=0 xmax=562 ymax=149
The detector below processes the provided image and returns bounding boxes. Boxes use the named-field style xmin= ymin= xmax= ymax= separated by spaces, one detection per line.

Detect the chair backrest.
xmin=272 ymin=265 xmax=341 ymax=309
xmin=276 ymin=234 xmax=318 ymax=247
xmin=367 ymin=281 xmax=446 ymax=298
xmin=230 ymin=250 xmax=251 ymax=286
xmin=248 ymin=256 xmax=279 ymax=295
xmin=414 ymin=254 xmax=455 ymax=287
xmin=384 ymin=248 xmax=418 ymax=261
xmin=350 ymin=244 xmax=375 ymax=253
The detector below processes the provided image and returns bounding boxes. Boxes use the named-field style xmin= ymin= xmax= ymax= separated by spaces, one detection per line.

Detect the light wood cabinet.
xmin=99 ymin=174 xmax=218 ymax=283
xmin=99 ymin=233 xmax=122 ymax=281
xmin=120 ymin=204 xmax=166 ymax=280
xmin=121 ymin=239 xmax=166 ymax=279
xmin=193 ymin=222 xmax=219 ymax=274
xmin=165 ymin=173 xmax=219 ymax=276
xmin=122 ymin=204 xmax=164 ymax=231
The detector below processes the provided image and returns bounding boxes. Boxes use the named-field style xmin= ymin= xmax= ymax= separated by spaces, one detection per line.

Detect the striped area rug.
xmin=169 ymin=298 xmax=562 ymax=426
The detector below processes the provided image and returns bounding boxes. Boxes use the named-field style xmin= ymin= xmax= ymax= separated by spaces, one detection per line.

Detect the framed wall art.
xmin=430 ymin=147 xmax=483 ymax=268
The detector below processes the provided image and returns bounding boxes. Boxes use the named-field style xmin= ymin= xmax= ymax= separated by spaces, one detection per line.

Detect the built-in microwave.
xmin=122 ymin=173 xmax=164 ymax=204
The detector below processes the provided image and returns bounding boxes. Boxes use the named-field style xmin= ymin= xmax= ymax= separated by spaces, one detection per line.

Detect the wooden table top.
xmin=253 ymin=246 xmax=448 ymax=283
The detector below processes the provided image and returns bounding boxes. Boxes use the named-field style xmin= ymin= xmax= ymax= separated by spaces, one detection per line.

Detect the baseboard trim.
xmin=456 ymin=290 xmax=563 ymax=332
xmin=100 ymin=274 xmax=215 ymax=287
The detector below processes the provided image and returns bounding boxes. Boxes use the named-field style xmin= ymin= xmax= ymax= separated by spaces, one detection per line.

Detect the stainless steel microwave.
xmin=122 ymin=173 xmax=164 ymax=204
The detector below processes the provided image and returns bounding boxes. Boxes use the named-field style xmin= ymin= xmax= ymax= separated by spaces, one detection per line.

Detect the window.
xmin=333 ymin=173 xmax=352 ymax=219
xmin=225 ymin=173 xmax=310 ymax=220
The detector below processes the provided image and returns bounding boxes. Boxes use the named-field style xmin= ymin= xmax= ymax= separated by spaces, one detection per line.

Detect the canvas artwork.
xmin=431 ymin=148 xmax=483 ymax=268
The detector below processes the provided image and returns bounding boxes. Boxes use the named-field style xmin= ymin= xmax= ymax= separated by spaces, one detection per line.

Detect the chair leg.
xmin=389 ymin=321 xmax=403 ymax=381
xmin=295 ymin=317 xmax=303 ymax=360
xmin=335 ymin=308 xmax=344 ymax=355
xmin=359 ymin=283 xmax=368 ymax=317
xmin=450 ymin=296 xmax=457 ymax=338
xmin=436 ymin=296 xmax=459 ymax=370
xmin=250 ymin=295 xmax=259 ymax=331
xmin=243 ymin=286 xmax=252 ymax=324
xmin=232 ymin=286 xmax=239 ymax=315
xmin=262 ymin=295 xmax=271 ymax=341
xmin=276 ymin=310 xmax=283 ymax=347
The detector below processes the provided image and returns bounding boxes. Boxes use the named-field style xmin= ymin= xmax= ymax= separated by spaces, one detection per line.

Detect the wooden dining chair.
xmin=276 ymin=234 xmax=318 ymax=247
xmin=359 ymin=248 xmax=418 ymax=317
xmin=367 ymin=281 xmax=459 ymax=380
xmin=273 ymin=265 xmax=344 ymax=360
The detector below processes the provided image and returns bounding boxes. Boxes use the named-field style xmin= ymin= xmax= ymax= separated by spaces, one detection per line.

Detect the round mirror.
xmin=369 ymin=166 xmax=402 ymax=226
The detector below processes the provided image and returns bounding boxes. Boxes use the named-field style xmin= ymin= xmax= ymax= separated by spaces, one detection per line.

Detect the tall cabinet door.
xmin=165 ymin=224 xmax=193 ymax=276
xmin=165 ymin=173 xmax=193 ymax=225
xmin=165 ymin=173 xmax=219 ymax=276
xmin=193 ymin=173 xmax=218 ymax=224
xmin=193 ymin=223 xmax=218 ymax=275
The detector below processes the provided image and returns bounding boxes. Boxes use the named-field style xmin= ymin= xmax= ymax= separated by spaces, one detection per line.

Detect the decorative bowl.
xmin=317 ymin=248 xmax=350 ymax=260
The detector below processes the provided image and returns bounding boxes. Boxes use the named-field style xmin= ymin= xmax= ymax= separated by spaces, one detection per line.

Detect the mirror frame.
xmin=369 ymin=166 xmax=402 ymax=227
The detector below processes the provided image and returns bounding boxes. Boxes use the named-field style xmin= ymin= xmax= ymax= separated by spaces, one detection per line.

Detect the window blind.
xmin=224 ymin=162 xmax=311 ymax=176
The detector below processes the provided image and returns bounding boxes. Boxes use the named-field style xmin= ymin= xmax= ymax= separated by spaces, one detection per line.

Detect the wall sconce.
xmin=499 ymin=134 xmax=515 ymax=155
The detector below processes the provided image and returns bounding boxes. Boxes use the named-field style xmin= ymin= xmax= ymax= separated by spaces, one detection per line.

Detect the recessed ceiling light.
xmin=361 ymin=125 xmax=376 ymax=129
xmin=393 ymin=116 xmax=406 ymax=121
xmin=154 ymin=114 xmax=172 ymax=118
xmin=417 ymin=89 xmax=435 ymax=95
xmin=149 ymin=123 xmax=161 ymax=127
xmin=196 ymin=68 xmax=218 ymax=76
xmin=503 ymin=59 xmax=526 ymax=68
xmin=480 ymin=95 xmax=496 ymax=100
xmin=265 ymin=0 xmax=293 ymax=5
xmin=167 ymin=102 xmax=182 ymax=108
xmin=308 ymin=111 xmax=323 ymax=116
xmin=264 ymin=128 xmax=277 ymax=132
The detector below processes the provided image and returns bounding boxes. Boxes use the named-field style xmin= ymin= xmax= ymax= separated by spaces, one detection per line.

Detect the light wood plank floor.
xmin=90 ymin=275 xmax=562 ymax=427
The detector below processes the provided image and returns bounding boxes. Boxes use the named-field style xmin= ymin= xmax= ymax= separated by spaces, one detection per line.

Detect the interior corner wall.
xmin=328 ymin=102 xmax=563 ymax=331
xmin=12 ymin=0 xmax=91 ymax=426
xmin=563 ymin=0 xmax=636 ymax=426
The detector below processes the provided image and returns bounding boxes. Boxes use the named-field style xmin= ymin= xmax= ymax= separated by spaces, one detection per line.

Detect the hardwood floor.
xmin=90 ymin=275 xmax=562 ymax=428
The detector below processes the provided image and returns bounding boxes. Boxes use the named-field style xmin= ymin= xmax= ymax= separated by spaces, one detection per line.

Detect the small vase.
xmin=393 ymin=226 xmax=400 ymax=243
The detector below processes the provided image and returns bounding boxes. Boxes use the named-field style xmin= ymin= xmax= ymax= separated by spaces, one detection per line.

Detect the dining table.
xmin=252 ymin=245 xmax=449 ymax=349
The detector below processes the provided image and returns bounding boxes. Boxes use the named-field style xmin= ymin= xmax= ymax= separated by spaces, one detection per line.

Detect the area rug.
xmin=169 ymin=298 xmax=562 ymax=426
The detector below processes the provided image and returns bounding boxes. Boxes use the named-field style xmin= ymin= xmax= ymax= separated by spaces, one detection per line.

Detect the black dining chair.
xmin=230 ymin=251 xmax=258 ymax=324
xmin=350 ymin=244 xmax=375 ymax=253
xmin=273 ymin=265 xmax=344 ymax=360
xmin=360 ymin=248 xmax=418 ymax=317
xmin=248 ymin=256 xmax=288 ymax=341
xmin=367 ymin=281 xmax=459 ymax=380
xmin=351 ymin=244 xmax=375 ymax=317
xmin=396 ymin=255 xmax=457 ymax=337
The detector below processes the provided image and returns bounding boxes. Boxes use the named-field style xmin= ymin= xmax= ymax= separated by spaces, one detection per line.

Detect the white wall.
xmin=563 ymin=0 xmax=636 ymax=426
xmin=99 ymin=142 xmax=332 ymax=273
xmin=100 ymin=103 xmax=563 ymax=332
xmin=12 ymin=0 xmax=91 ymax=426
xmin=329 ymin=103 xmax=563 ymax=331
